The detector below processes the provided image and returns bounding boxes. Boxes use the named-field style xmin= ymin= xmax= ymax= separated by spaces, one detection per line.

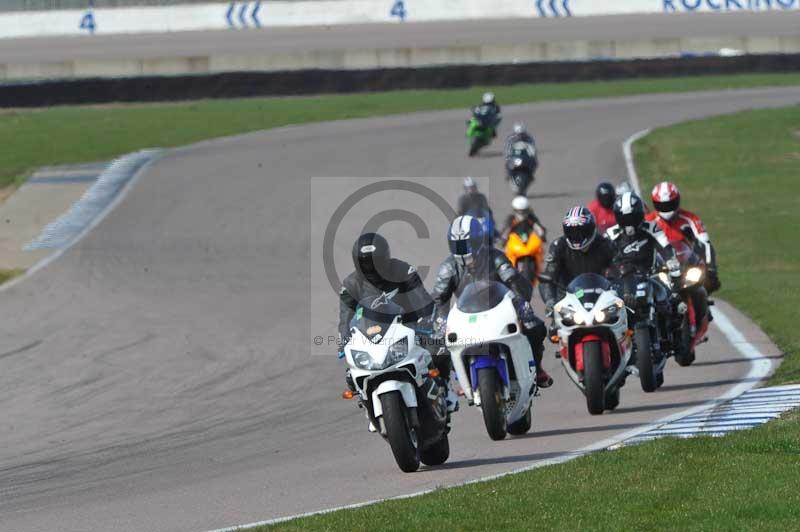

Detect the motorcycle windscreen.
xmin=350 ymin=297 xmax=404 ymax=343
xmin=456 ymin=280 xmax=509 ymax=313
xmin=566 ymin=273 xmax=612 ymax=306
xmin=665 ymin=239 xmax=701 ymax=266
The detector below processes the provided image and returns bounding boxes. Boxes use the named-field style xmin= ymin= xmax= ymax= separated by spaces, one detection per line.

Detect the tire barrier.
xmin=2 ymin=52 xmax=798 ymax=108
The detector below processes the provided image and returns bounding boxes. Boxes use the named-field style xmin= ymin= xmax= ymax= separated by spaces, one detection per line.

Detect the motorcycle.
xmin=656 ymin=240 xmax=710 ymax=367
xmin=610 ymin=263 xmax=672 ymax=393
xmin=505 ymin=141 xmax=538 ymax=196
xmin=466 ymin=105 xmax=499 ymax=157
xmin=551 ymin=273 xmax=634 ymax=415
xmin=342 ymin=295 xmax=450 ymax=473
xmin=504 ymin=222 xmax=544 ymax=285
xmin=445 ymin=281 xmax=537 ymax=440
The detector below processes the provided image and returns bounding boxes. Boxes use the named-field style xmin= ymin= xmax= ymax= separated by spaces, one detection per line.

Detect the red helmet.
xmin=651 ymin=181 xmax=680 ymax=220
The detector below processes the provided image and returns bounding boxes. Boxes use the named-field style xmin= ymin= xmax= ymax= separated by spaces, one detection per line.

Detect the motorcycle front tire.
xmin=635 ymin=328 xmax=658 ymax=393
xmin=478 ymin=367 xmax=508 ymax=441
xmin=380 ymin=391 xmax=421 ymax=473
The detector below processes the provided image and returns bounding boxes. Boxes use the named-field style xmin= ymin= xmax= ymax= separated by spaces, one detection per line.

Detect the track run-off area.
xmin=0 ymin=87 xmax=796 ymax=532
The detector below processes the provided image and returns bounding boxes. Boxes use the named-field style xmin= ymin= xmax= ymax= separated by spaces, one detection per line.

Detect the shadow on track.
xmin=511 ymin=422 xmax=643 ymax=439
xmin=611 ymin=399 xmax=711 ymax=414
xmin=430 ymin=450 xmax=566 ymax=472
xmin=658 ymin=377 xmax=763 ymax=393
xmin=691 ymin=354 xmax=783 ymax=368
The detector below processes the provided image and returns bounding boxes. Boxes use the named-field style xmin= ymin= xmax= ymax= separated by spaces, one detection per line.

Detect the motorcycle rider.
xmin=646 ymin=181 xmax=721 ymax=294
xmin=473 ymin=92 xmax=502 ymax=136
xmin=503 ymin=122 xmax=536 ymax=157
xmin=539 ymin=206 xmax=616 ymax=315
xmin=587 ymin=182 xmax=617 ymax=234
xmin=499 ymin=195 xmax=547 ymax=244
xmin=457 ymin=177 xmax=494 ymax=218
xmin=432 ymin=215 xmax=553 ymax=388
xmin=606 ymin=192 xmax=678 ymax=340
xmin=339 ymin=233 xmax=460 ymax=410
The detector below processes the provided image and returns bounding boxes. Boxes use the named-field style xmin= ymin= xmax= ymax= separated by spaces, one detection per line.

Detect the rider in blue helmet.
xmin=431 ymin=215 xmax=553 ymax=388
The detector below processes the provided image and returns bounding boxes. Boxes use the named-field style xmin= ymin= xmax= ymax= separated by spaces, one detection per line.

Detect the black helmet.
xmin=352 ymin=233 xmax=390 ymax=281
xmin=562 ymin=206 xmax=596 ymax=252
xmin=613 ymin=192 xmax=645 ymax=229
xmin=596 ymin=182 xmax=616 ymax=209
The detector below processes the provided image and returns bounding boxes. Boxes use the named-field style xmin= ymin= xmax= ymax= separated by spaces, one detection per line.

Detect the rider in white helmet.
xmin=504 ymin=122 xmax=536 ymax=157
xmin=499 ymin=195 xmax=547 ymax=244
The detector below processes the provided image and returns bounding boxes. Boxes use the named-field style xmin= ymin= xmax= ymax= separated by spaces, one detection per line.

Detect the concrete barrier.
xmin=2 ymin=52 xmax=798 ymax=108
xmin=0 ymin=0 xmax=798 ymax=39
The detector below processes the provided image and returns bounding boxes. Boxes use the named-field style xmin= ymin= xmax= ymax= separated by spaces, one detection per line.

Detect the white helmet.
xmin=512 ymin=122 xmax=526 ymax=135
xmin=512 ymin=196 xmax=530 ymax=219
xmin=463 ymin=176 xmax=477 ymax=192
xmin=482 ymin=92 xmax=495 ymax=105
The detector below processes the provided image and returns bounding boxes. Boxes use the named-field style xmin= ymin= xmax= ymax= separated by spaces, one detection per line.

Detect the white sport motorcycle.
xmin=551 ymin=273 xmax=633 ymax=415
xmin=445 ymin=281 xmax=537 ymax=440
xmin=343 ymin=296 xmax=450 ymax=473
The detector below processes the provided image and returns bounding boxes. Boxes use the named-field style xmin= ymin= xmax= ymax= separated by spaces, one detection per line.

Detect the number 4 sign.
xmin=79 ymin=11 xmax=96 ymax=34
xmin=390 ymin=0 xmax=407 ymax=20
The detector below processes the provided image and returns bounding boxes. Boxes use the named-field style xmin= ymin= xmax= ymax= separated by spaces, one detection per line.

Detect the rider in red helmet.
xmin=645 ymin=181 xmax=721 ymax=293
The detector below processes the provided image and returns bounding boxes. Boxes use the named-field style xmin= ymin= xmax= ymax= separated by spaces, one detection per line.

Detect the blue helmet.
xmin=448 ymin=215 xmax=485 ymax=267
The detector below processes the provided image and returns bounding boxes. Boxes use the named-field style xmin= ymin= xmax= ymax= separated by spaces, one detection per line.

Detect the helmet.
xmin=615 ymin=181 xmax=632 ymax=197
xmin=511 ymin=195 xmax=530 ymax=220
xmin=512 ymin=122 xmax=526 ymax=135
xmin=651 ymin=181 xmax=680 ymax=220
xmin=562 ymin=206 xmax=596 ymax=252
xmin=448 ymin=215 xmax=485 ymax=268
xmin=596 ymin=182 xmax=616 ymax=209
xmin=352 ymin=233 xmax=390 ymax=281
xmin=613 ymin=192 xmax=645 ymax=229
xmin=482 ymin=92 xmax=495 ymax=105
xmin=463 ymin=176 xmax=478 ymax=192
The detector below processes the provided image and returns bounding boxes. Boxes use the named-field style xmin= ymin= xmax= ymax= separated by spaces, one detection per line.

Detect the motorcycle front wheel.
xmin=583 ymin=341 xmax=606 ymax=415
xmin=380 ymin=391 xmax=421 ymax=472
xmin=420 ymin=434 xmax=450 ymax=466
xmin=635 ymin=328 xmax=658 ymax=393
xmin=674 ymin=313 xmax=696 ymax=367
xmin=507 ymin=406 xmax=532 ymax=435
xmin=517 ymin=256 xmax=537 ymax=284
xmin=477 ymin=367 xmax=507 ymax=441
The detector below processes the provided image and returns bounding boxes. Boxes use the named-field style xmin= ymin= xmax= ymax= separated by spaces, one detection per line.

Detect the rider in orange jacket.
xmin=646 ymin=181 xmax=721 ymax=293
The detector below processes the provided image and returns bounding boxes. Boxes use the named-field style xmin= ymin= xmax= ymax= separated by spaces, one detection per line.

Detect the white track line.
xmin=0 ymin=149 xmax=162 ymax=294
xmin=205 ymin=128 xmax=776 ymax=532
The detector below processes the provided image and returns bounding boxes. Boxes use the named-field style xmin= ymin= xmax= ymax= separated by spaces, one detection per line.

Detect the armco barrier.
xmin=0 ymin=0 xmax=798 ymax=39
xmin=1 ymin=53 xmax=798 ymax=108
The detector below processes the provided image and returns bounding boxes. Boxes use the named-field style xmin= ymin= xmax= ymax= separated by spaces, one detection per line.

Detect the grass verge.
xmin=1 ymin=72 xmax=799 ymax=190
xmin=255 ymin=105 xmax=800 ymax=531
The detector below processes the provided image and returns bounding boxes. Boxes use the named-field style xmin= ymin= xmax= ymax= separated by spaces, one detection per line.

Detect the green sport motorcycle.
xmin=466 ymin=105 xmax=499 ymax=157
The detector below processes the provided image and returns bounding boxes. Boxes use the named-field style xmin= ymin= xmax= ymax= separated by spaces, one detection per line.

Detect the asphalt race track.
xmin=1 ymin=11 xmax=798 ymax=64
xmin=0 ymin=87 xmax=797 ymax=531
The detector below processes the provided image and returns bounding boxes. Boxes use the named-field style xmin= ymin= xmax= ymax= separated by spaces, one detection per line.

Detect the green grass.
xmin=254 ymin=105 xmax=800 ymax=531
xmin=1 ymin=72 xmax=799 ymax=190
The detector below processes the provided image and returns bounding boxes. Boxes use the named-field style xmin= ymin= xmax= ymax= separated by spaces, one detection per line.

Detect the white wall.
xmin=0 ymin=0 xmax=797 ymax=39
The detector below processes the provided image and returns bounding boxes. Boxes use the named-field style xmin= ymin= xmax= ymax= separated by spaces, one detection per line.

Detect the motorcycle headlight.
xmin=385 ymin=337 xmax=409 ymax=367
xmin=657 ymin=271 xmax=671 ymax=287
xmin=352 ymin=350 xmax=376 ymax=370
xmin=558 ymin=308 xmax=576 ymax=326
xmin=685 ymin=267 xmax=704 ymax=285
xmin=513 ymin=158 xmax=523 ymax=167
xmin=594 ymin=303 xmax=621 ymax=324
